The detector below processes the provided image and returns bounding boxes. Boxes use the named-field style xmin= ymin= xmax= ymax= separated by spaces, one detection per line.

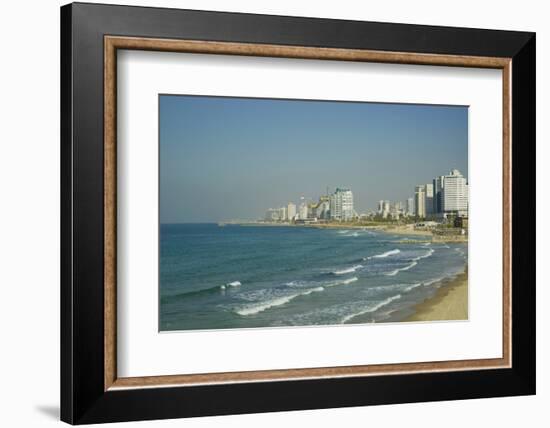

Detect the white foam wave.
xmin=369 ymin=249 xmax=401 ymax=259
xmin=337 ymin=230 xmax=349 ymax=234
xmin=385 ymin=261 xmax=418 ymax=276
xmin=341 ymin=294 xmax=402 ymax=323
xmin=412 ymin=248 xmax=434 ymax=261
xmin=324 ymin=277 xmax=359 ymax=287
xmin=365 ymin=282 xmax=421 ymax=294
xmin=221 ymin=280 xmax=241 ymax=290
xmin=423 ymin=276 xmax=445 ymax=286
xmin=403 ymin=282 xmax=422 ymax=292
xmin=236 ymin=287 xmax=324 ymax=316
xmin=322 ymin=277 xmax=359 ymax=288
xmin=333 ymin=265 xmax=363 ymax=275
xmin=339 ymin=277 xmax=358 ymax=285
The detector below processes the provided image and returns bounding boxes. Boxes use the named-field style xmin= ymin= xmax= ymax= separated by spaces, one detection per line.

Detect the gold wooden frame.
xmin=104 ymin=36 xmax=512 ymax=391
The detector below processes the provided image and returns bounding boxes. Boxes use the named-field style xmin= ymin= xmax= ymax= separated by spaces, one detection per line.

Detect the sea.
xmin=160 ymin=223 xmax=468 ymax=331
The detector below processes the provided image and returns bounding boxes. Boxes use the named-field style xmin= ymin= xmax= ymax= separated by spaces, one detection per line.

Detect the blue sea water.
xmin=160 ymin=223 xmax=467 ymax=331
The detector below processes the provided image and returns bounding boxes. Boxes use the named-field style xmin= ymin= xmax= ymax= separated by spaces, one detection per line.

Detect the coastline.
xmin=220 ymin=221 xmax=470 ymax=243
xmin=222 ymin=221 xmax=432 ymax=235
xmin=403 ymin=270 xmax=468 ymax=322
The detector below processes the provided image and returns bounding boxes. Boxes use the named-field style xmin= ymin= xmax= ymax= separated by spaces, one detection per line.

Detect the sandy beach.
xmin=404 ymin=271 xmax=468 ymax=322
xmin=225 ymin=222 xmax=467 ymax=243
xmin=382 ymin=225 xmax=432 ymax=236
xmin=237 ymin=221 xmax=433 ymax=235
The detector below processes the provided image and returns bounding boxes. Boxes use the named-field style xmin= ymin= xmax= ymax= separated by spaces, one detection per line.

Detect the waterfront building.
xmin=377 ymin=200 xmax=390 ymax=217
xmin=279 ymin=206 xmax=287 ymax=221
xmin=442 ymin=169 xmax=468 ymax=215
xmin=382 ymin=200 xmax=390 ymax=217
xmin=264 ymin=206 xmax=287 ymax=222
xmin=298 ymin=202 xmax=309 ymax=220
xmin=406 ymin=197 xmax=415 ymax=216
xmin=394 ymin=201 xmax=404 ymax=213
xmin=314 ymin=196 xmax=330 ymax=220
xmin=307 ymin=203 xmax=316 ymax=219
xmin=425 ymin=183 xmax=434 ymax=217
xmin=265 ymin=208 xmax=280 ymax=221
xmin=287 ymin=202 xmax=296 ymax=221
xmin=329 ymin=188 xmax=354 ymax=221
xmin=414 ymin=185 xmax=426 ymax=218
xmin=433 ymin=175 xmax=445 ymax=214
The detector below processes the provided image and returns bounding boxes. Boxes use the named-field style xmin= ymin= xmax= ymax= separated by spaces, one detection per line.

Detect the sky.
xmin=160 ymin=95 xmax=468 ymax=223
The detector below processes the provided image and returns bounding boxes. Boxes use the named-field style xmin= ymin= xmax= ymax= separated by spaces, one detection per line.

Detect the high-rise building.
xmin=279 ymin=206 xmax=287 ymax=221
xmin=264 ymin=206 xmax=287 ymax=222
xmin=406 ymin=197 xmax=415 ymax=216
xmin=433 ymin=176 xmax=445 ymax=214
xmin=265 ymin=208 xmax=281 ymax=221
xmin=414 ymin=185 xmax=426 ymax=218
xmin=330 ymin=188 xmax=354 ymax=221
xmin=287 ymin=202 xmax=296 ymax=221
xmin=425 ymin=183 xmax=434 ymax=217
xmin=394 ymin=201 xmax=404 ymax=213
xmin=314 ymin=196 xmax=330 ymax=219
xmin=442 ymin=169 xmax=468 ymax=215
xmin=377 ymin=200 xmax=391 ymax=217
xmin=298 ymin=202 xmax=309 ymax=220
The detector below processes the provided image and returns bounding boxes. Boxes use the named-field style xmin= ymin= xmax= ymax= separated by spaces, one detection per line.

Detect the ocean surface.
xmin=160 ymin=223 xmax=467 ymax=331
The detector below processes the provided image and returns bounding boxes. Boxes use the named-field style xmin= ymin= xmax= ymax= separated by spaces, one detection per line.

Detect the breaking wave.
xmin=220 ymin=281 xmax=241 ymax=290
xmin=341 ymin=294 xmax=403 ymax=323
xmin=385 ymin=261 xmax=418 ymax=276
xmin=333 ymin=265 xmax=363 ymax=275
xmin=413 ymin=248 xmax=434 ymax=261
xmin=328 ymin=276 xmax=358 ymax=286
xmin=235 ymin=275 xmax=360 ymax=316
xmin=236 ymin=286 xmax=324 ymax=316
xmin=368 ymin=249 xmax=401 ymax=259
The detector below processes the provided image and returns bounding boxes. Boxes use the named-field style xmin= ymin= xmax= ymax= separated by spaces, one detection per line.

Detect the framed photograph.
xmin=60 ymin=2 xmax=535 ymax=424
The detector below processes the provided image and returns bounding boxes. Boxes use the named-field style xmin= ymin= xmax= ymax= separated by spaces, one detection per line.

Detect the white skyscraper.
xmin=279 ymin=206 xmax=287 ymax=221
xmin=287 ymin=202 xmax=296 ymax=221
xmin=264 ymin=208 xmax=279 ymax=221
xmin=433 ymin=176 xmax=445 ymax=214
xmin=442 ymin=169 xmax=468 ymax=214
xmin=425 ymin=183 xmax=434 ymax=217
xmin=406 ymin=197 xmax=415 ymax=216
xmin=330 ymin=188 xmax=354 ymax=221
xmin=298 ymin=202 xmax=308 ymax=220
xmin=415 ymin=185 xmax=426 ymax=218
xmin=394 ymin=201 xmax=404 ymax=213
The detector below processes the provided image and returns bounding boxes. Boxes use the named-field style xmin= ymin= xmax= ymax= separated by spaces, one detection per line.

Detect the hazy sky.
xmin=160 ymin=95 xmax=468 ymax=223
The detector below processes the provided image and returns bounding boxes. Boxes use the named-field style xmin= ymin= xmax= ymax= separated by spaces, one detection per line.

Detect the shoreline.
xmin=403 ymin=271 xmax=468 ymax=322
xmin=220 ymin=221 xmax=468 ymax=242
xmin=221 ymin=221 xmax=431 ymax=234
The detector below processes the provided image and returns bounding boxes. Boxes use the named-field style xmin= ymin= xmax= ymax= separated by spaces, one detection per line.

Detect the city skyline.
xmin=160 ymin=95 xmax=468 ymax=223
xmin=262 ymin=167 xmax=468 ymax=223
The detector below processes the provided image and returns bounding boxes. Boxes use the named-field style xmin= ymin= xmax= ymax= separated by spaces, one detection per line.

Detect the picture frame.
xmin=60 ymin=2 xmax=535 ymax=424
